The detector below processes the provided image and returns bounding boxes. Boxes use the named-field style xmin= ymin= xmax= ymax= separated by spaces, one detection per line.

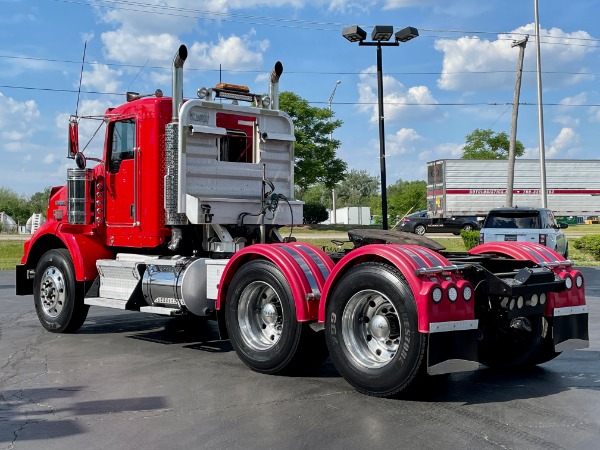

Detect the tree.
xmin=335 ymin=170 xmax=379 ymax=207
xmin=387 ymin=180 xmax=427 ymax=221
xmin=278 ymin=91 xmax=347 ymax=198
xmin=462 ymin=128 xmax=524 ymax=160
xmin=0 ymin=187 xmax=52 ymax=225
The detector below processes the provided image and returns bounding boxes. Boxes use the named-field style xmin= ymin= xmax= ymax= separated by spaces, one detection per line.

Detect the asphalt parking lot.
xmin=1 ymin=268 xmax=599 ymax=450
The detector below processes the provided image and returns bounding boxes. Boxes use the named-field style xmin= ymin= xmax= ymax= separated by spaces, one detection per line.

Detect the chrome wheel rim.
xmin=342 ymin=289 xmax=401 ymax=369
xmin=415 ymin=226 xmax=425 ymax=235
xmin=238 ymin=281 xmax=283 ymax=351
xmin=39 ymin=265 xmax=66 ymax=318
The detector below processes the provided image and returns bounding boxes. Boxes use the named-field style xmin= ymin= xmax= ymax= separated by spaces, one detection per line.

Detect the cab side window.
xmin=109 ymin=119 xmax=136 ymax=172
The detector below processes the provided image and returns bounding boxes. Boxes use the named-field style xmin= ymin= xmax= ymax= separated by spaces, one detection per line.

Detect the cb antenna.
xmin=75 ymin=41 xmax=87 ymax=117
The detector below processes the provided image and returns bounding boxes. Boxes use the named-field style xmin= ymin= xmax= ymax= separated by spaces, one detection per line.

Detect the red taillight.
xmin=539 ymin=234 xmax=547 ymax=246
xmin=401 ymin=218 xmax=410 ymax=223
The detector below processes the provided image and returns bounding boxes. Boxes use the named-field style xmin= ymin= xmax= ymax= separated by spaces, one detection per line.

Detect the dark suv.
xmin=479 ymin=207 xmax=569 ymax=257
xmin=398 ymin=210 xmax=481 ymax=236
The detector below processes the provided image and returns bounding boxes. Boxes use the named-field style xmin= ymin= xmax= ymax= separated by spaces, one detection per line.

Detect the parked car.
xmin=398 ymin=210 xmax=481 ymax=236
xmin=479 ymin=207 xmax=569 ymax=257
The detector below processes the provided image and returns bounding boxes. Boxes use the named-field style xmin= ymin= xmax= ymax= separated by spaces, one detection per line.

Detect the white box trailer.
xmin=427 ymin=159 xmax=600 ymax=217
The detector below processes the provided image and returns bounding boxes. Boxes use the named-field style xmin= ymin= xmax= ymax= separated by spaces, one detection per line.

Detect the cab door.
xmin=105 ymin=118 xmax=137 ymax=228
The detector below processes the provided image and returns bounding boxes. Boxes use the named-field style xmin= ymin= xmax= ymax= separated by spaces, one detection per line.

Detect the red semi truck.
xmin=16 ymin=45 xmax=589 ymax=397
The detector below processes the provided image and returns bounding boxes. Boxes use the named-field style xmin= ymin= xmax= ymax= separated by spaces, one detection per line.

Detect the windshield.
xmin=484 ymin=212 xmax=541 ymax=229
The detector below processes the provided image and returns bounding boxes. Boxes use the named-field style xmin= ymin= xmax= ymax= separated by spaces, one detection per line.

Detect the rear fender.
xmin=216 ymin=243 xmax=333 ymax=322
xmin=318 ymin=244 xmax=475 ymax=333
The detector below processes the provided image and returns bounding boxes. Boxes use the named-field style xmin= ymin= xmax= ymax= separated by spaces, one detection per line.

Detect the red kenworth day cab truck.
xmin=16 ymin=45 xmax=588 ymax=397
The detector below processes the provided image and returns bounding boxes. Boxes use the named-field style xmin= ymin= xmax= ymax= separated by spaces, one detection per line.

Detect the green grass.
xmin=0 ymin=241 xmax=25 ymax=270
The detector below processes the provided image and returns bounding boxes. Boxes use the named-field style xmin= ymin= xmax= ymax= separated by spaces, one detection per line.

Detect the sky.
xmin=0 ymin=0 xmax=599 ymax=196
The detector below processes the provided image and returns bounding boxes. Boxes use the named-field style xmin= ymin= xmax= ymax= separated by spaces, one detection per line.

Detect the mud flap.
xmin=552 ymin=308 xmax=589 ymax=352
xmin=427 ymin=322 xmax=480 ymax=375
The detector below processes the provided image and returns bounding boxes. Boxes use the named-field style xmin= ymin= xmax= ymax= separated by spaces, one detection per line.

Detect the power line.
xmin=1 ymin=54 xmax=598 ymax=77
xmin=2 ymin=84 xmax=599 ymax=108
xmin=52 ymin=0 xmax=600 ymax=46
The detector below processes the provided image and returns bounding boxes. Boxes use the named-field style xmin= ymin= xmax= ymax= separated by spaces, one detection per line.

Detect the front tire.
xmin=414 ymin=224 xmax=426 ymax=235
xmin=33 ymin=249 xmax=89 ymax=333
xmin=325 ymin=262 xmax=427 ymax=397
xmin=225 ymin=260 xmax=326 ymax=374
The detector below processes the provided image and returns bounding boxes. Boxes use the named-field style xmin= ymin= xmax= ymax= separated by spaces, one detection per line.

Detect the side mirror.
xmin=558 ymin=222 xmax=569 ymax=229
xmin=75 ymin=151 xmax=87 ymax=169
xmin=68 ymin=119 xmax=79 ymax=158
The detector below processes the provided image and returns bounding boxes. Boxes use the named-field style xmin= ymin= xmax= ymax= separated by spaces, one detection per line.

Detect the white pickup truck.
xmin=479 ymin=207 xmax=569 ymax=257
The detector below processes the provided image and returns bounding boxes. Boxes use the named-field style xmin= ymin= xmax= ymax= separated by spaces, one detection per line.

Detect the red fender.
xmin=318 ymin=244 xmax=475 ymax=333
xmin=469 ymin=242 xmax=585 ymax=313
xmin=216 ymin=243 xmax=333 ymax=322
xmin=22 ymin=222 xmax=113 ymax=282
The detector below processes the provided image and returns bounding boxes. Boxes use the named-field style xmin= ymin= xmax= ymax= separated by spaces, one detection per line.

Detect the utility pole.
xmin=328 ymin=80 xmax=341 ymax=225
xmin=534 ymin=0 xmax=548 ymax=207
xmin=506 ymin=36 xmax=528 ymax=207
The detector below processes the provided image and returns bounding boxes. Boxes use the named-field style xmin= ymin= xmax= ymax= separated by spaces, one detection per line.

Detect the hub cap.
xmin=342 ymin=289 xmax=401 ymax=369
xmin=238 ymin=281 xmax=283 ymax=351
xmin=39 ymin=265 xmax=66 ymax=318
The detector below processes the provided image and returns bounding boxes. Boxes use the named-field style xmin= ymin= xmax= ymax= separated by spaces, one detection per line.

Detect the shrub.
xmin=303 ymin=203 xmax=329 ymax=224
xmin=460 ymin=230 xmax=480 ymax=250
xmin=572 ymin=235 xmax=600 ymax=259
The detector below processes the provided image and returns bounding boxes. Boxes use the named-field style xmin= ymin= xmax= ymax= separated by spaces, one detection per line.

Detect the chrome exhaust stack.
xmin=172 ymin=45 xmax=188 ymax=122
xmin=269 ymin=61 xmax=283 ymax=110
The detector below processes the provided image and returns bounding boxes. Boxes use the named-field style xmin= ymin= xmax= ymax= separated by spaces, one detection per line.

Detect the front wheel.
xmin=325 ymin=262 xmax=427 ymax=397
xmin=414 ymin=224 xmax=426 ymax=235
xmin=225 ymin=260 xmax=326 ymax=374
xmin=33 ymin=249 xmax=89 ymax=333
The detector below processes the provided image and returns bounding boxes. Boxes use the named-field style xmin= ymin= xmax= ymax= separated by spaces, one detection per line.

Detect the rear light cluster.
xmin=500 ymin=293 xmax=547 ymax=310
xmin=430 ymin=280 xmax=473 ymax=303
xmin=539 ymin=234 xmax=547 ymax=246
xmin=558 ymin=272 xmax=584 ymax=290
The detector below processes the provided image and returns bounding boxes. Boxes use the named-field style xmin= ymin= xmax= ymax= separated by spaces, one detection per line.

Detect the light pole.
xmin=342 ymin=25 xmax=418 ymax=230
xmin=328 ymin=80 xmax=341 ymax=224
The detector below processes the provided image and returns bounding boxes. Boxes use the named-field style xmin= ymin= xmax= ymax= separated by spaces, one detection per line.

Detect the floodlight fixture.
xmin=372 ymin=25 xmax=394 ymax=42
xmin=342 ymin=25 xmax=367 ymax=43
xmin=395 ymin=26 xmax=419 ymax=43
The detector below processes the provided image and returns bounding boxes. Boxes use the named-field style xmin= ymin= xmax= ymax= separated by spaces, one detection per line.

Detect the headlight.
xmin=575 ymin=274 xmax=584 ymax=289
xmin=564 ymin=276 xmax=573 ymax=290
xmin=517 ymin=296 xmax=524 ymax=309
xmin=540 ymin=293 xmax=546 ymax=305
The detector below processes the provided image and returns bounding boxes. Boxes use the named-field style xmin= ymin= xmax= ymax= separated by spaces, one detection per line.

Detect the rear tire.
xmin=33 ymin=249 xmax=89 ymax=333
xmin=325 ymin=262 xmax=427 ymax=397
xmin=462 ymin=224 xmax=473 ymax=232
xmin=225 ymin=260 xmax=326 ymax=374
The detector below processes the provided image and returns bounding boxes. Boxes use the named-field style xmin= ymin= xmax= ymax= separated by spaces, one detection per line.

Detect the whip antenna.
xmin=75 ymin=41 xmax=87 ymax=117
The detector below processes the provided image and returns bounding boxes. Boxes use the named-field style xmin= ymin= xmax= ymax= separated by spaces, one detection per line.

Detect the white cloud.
xmin=81 ymin=63 xmax=122 ymax=93
xmin=0 ymin=92 xmax=40 ymax=152
xmin=189 ymin=32 xmax=269 ymax=70
xmin=387 ymin=128 xmax=422 ymax=157
xmin=435 ymin=24 xmax=596 ymax=92
xmin=101 ymin=31 xmax=181 ymax=64
xmin=524 ymin=127 xmax=580 ymax=158
xmin=43 ymin=154 xmax=57 ymax=164
xmin=357 ymin=66 xmax=438 ymax=124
